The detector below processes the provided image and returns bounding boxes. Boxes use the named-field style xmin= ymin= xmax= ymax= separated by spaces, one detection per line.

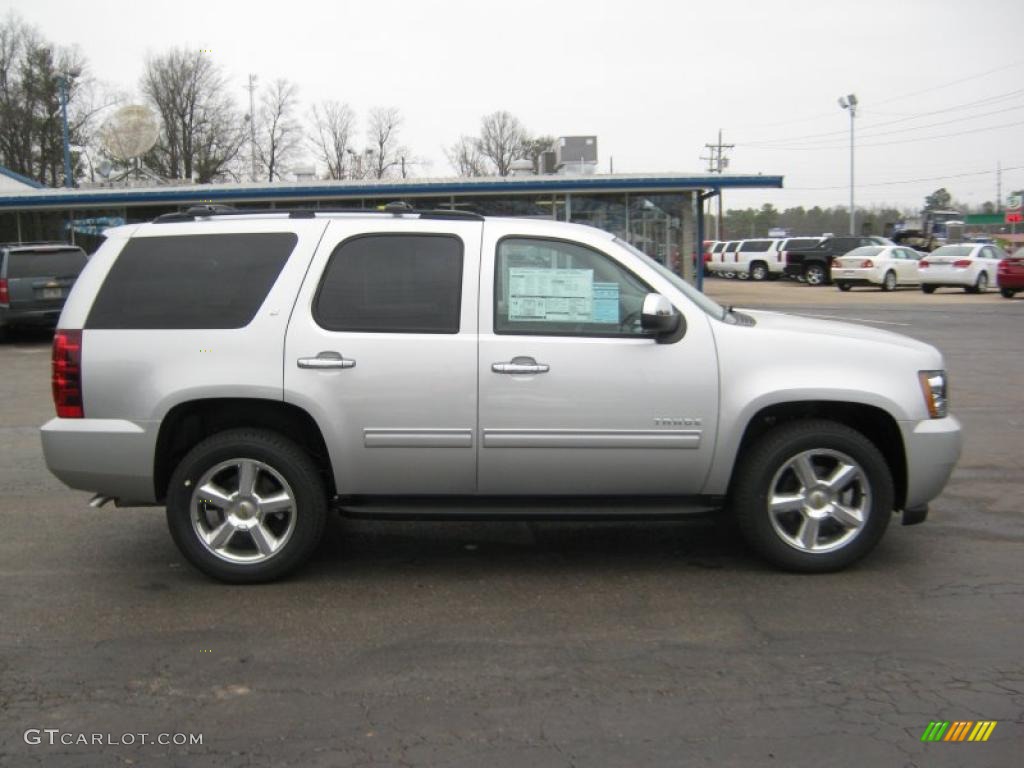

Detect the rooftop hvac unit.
xmin=555 ymin=136 xmax=598 ymax=171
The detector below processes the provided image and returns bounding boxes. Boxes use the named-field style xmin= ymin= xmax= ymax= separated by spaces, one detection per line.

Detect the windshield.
xmin=614 ymin=237 xmax=726 ymax=320
xmin=845 ymin=246 xmax=884 ymax=258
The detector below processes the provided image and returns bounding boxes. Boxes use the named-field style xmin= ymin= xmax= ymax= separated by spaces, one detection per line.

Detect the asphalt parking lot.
xmin=1 ymin=281 xmax=1022 ymax=767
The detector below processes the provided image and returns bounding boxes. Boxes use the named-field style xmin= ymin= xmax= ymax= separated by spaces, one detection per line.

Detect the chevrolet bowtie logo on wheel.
xmin=921 ymin=720 xmax=997 ymax=742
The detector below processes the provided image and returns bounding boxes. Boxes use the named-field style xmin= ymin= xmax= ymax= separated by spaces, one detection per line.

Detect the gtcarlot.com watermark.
xmin=24 ymin=729 xmax=203 ymax=747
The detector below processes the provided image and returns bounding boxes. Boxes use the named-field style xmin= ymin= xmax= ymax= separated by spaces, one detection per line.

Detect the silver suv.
xmin=41 ymin=207 xmax=962 ymax=582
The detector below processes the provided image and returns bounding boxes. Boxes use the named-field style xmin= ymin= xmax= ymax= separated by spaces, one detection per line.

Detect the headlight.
xmin=918 ymin=370 xmax=948 ymax=418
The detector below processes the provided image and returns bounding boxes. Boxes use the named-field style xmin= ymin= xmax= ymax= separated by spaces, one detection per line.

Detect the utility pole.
xmin=702 ymin=129 xmax=733 ymax=239
xmin=246 ymin=74 xmax=258 ymax=182
xmin=839 ymin=94 xmax=858 ymax=234
xmin=996 ymin=161 xmax=1002 ymax=211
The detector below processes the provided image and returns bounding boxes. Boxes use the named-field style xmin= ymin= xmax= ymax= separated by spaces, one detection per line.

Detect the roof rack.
xmin=153 ymin=202 xmax=485 ymax=224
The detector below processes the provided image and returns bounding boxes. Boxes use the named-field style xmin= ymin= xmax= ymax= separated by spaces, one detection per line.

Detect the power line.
xmin=741 ymin=87 xmax=1024 ymax=146
xmin=727 ymin=59 xmax=1024 ymax=134
xmin=742 ymin=118 xmax=1024 ymax=151
xmin=786 ymin=163 xmax=1024 ymax=191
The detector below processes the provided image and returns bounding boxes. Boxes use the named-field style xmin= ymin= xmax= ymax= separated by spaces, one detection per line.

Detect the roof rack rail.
xmin=152 ymin=204 xmax=484 ymax=224
xmin=1 ymin=240 xmax=79 ymax=248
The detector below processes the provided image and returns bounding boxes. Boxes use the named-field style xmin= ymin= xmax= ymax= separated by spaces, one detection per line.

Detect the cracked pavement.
xmin=1 ymin=288 xmax=1021 ymax=766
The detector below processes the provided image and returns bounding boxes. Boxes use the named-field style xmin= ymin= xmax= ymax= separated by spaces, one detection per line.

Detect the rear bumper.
xmin=899 ymin=415 xmax=962 ymax=510
xmin=918 ymin=271 xmax=970 ymax=286
xmin=997 ymin=273 xmax=1024 ymax=289
xmin=40 ymin=417 xmax=159 ymax=504
xmin=0 ymin=307 xmax=62 ymax=327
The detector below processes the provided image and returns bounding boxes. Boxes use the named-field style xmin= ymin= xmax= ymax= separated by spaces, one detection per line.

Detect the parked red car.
xmin=997 ymin=250 xmax=1024 ymax=298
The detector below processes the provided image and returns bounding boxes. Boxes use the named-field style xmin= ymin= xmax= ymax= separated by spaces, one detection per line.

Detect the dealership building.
xmin=0 ymin=168 xmax=783 ymax=286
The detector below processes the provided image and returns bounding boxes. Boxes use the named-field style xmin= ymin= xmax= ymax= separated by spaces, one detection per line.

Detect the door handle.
xmin=297 ymin=351 xmax=356 ymax=370
xmin=492 ymin=356 xmax=549 ymax=374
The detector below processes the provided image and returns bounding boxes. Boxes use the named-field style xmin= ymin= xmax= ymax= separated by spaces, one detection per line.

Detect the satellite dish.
xmin=99 ymin=105 xmax=160 ymax=161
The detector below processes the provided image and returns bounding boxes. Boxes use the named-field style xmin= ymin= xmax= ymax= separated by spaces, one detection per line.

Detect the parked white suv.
xmin=41 ymin=207 xmax=962 ymax=582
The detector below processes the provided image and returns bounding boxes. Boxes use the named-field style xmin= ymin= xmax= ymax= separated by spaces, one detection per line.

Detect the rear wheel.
xmin=1001 ymin=287 xmax=1016 ymax=299
xmin=804 ymin=263 xmax=827 ymax=286
xmin=837 ymin=282 xmax=852 ymax=292
xmin=965 ymin=272 xmax=988 ymax=294
xmin=881 ymin=270 xmax=897 ymax=292
xmin=921 ymin=285 xmax=937 ymax=294
xmin=749 ymin=262 xmax=769 ymax=282
xmin=729 ymin=420 xmax=893 ymax=572
xmin=166 ymin=429 xmax=328 ymax=583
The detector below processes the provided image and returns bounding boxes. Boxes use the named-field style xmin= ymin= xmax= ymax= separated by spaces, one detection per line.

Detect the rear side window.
xmin=86 ymin=233 xmax=296 ymax=329
xmin=5 ymin=249 xmax=87 ymax=279
xmin=739 ymin=240 xmax=771 ymax=252
xmin=314 ymin=234 xmax=463 ymax=334
xmin=712 ymin=243 xmax=725 ymax=253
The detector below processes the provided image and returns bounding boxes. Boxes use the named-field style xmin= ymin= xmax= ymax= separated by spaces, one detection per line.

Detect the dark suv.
xmin=783 ymin=236 xmax=892 ymax=286
xmin=0 ymin=243 xmax=88 ymax=337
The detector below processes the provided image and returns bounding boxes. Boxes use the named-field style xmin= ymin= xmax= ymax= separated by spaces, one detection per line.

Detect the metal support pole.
xmin=696 ymin=190 xmax=718 ymax=292
xmin=58 ymin=76 xmax=72 ymax=188
xmin=849 ymin=106 xmax=855 ymax=235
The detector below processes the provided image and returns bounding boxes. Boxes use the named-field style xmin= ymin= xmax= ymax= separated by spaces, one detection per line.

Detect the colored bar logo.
xmin=921 ymin=721 xmax=997 ymax=742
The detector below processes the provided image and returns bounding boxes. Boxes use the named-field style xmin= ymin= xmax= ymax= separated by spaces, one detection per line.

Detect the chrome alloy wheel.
xmin=190 ymin=458 xmax=297 ymax=564
xmin=767 ymin=449 xmax=871 ymax=554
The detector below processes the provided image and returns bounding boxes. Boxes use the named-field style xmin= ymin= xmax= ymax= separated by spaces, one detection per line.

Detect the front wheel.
xmin=729 ymin=420 xmax=893 ymax=572
xmin=1001 ymin=287 xmax=1017 ymax=299
xmin=166 ymin=429 xmax=328 ymax=583
xmin=837 ymin=282 xmax=852 ymax=292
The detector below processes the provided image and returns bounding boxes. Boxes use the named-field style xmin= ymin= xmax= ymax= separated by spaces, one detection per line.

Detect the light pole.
xmin=56 ymin=75 xmax=73 ymax=187
xmin=838 ymin=93 xmax=858 ymax=235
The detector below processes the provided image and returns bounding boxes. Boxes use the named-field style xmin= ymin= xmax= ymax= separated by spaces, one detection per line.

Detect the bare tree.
xmin=309 ymin=100 xmax=355 ymax=179
xmin=365 ymin=106 xmax=407 ymax=179
xmin=141 ymin=47 xmax=244 ymax=183
xmin=477 ymin=111 xmax=527 ymax=176
xmin=0 ymin=14 xmax=91 ymax=186
xmin=254 ymin=78 xmax=302 ymax=181
xmin=444 ymin=135 xmax=486 ymax=177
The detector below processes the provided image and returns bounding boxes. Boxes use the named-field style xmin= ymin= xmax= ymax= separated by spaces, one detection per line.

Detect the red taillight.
xmin=861 ymin=259 xmax=874 ymax=268
xmin=52 ymin=330 xmax=83 ymax=418
xmin=919 ymin=259 xmax=930 ymax=268
xmin=952 ymin=259 xmax=972 ymax=268
xmin=0 ymin=278 xmax=8 ymax=304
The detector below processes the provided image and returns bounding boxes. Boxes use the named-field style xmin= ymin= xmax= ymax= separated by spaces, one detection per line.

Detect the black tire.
xmin=837 ymin=282 xmax=852 ymax=292
xmin=965 ymin=272 xmax=988 ymax=294
xmin=881 ymin=271 xmax=897 ymax=292
xmin=166 ymin=429 xmax=328 ymax=583
xmin=728 ymin=419 xmax=894 ymax=572
xmin=804 ymin=263 xmax=827 ymax=286
xmin=1001 ymin=288 xmax=1016 ymax=299
xmin=921 ymin=285 xmax=937 ymax=294
xmin=749 ymin=262 xmax=769 ymax=282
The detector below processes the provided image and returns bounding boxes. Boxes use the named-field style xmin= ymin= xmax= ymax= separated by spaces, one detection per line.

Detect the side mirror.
xmin=641 ymin=293 xmax=684 ymax=341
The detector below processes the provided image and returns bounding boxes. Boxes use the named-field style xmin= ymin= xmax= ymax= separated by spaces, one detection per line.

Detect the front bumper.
xmin=899 ymin=415 xmax=962 ymax=510
xmin=41 ymin=417 xmax=160 ymax=504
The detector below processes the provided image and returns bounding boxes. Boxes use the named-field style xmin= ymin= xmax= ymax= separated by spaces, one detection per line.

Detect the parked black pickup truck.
xmin=784 ymin=235 xmax=892 ymax=286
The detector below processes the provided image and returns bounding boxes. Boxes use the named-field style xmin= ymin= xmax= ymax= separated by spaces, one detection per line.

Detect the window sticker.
xmin=508 ymin=267 xmax=594 ymax=322
xmin=591 ymin=282 xmax=620 ymax=324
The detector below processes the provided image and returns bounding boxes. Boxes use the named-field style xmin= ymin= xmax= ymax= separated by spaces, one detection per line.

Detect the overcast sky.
xmin=11 ymin=0 xmax=1024 ymax=211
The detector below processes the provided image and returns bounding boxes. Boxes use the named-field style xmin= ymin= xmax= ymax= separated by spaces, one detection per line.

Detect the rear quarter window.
xmin=739 ymin=240 xmax=771 ymax=252
xmin=85 ymin=233 xmax=297 ymax=329
xmin=5 ymin=249 xmax=87 ymax=279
